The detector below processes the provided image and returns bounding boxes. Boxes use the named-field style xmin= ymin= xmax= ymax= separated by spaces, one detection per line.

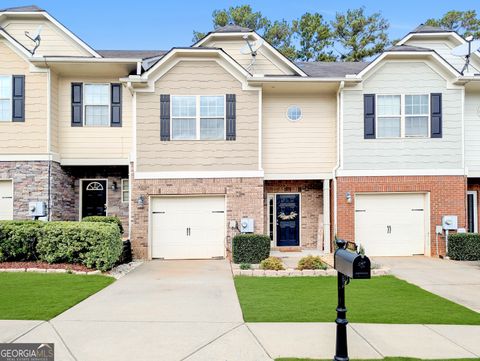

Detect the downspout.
xmin=46 ymin=68 xmax=52 ymax=221
xmin=332 ymin=81 xmax=345 ymax=242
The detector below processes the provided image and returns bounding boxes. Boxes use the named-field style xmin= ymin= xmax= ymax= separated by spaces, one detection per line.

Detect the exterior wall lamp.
xmin=111 ymin=181 xmax=118 ymax=191
xmin=346 ymin=192 xmax=352 ymax=204
xmin=137 ymin=195 xmax=145 ymax=208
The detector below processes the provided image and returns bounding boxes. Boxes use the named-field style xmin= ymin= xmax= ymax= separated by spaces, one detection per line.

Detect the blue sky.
xmin=2 ymin=0 xmax=480 ymax=50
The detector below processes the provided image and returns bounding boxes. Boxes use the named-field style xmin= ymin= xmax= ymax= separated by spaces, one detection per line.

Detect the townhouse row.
xmin=1 ymin=5 xmax=479 ymax=259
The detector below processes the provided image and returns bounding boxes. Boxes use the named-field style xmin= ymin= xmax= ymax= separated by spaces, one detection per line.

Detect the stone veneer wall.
xmin=264 ymin=180 xmax=324 ymax=249
xmin=50 ymin=162 xmax=76 ymax=221
xmin=130 ymin=173 xmax=264 ymax=259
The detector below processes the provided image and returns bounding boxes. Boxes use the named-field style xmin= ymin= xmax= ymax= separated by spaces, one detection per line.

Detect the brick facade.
xmin=130 ymin=173 xmax=264 ymax=259
xmin=265 ymin=180 xmax=323 ymax=249
xmin=336 ymin=176 xmax=467 ymax=256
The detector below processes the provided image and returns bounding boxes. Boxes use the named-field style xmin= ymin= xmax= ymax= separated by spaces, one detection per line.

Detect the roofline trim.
xmin=30 ymin=56 xmax=142 ymax=63
xmin=0 ymin=29 xmax=33 ymax=58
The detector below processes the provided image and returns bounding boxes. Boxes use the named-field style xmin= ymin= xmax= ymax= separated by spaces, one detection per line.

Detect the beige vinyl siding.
xmin=0 ymin=41 xmax=47 ymax=154
xmin=342 ymin=61 xmax=462 ymax=170
xmin=136 ymin=60 xmax=259 ymax=172
xmin=57 ymin=77 xmax=132 ymax=162
xmin=205 ymin=39 xmax=293 ymax=75
xmin=50 ymin=71 xmax=59 ymax=153
xmin=405 ymin=39 xmax=467 ymax=71
xmin=2 ymin=19 xmax=92 ymax=57
xmin=465 ymin=88 xmax=480 ymax=173
xmin=263 ymin=92 xmax=336 ymax=176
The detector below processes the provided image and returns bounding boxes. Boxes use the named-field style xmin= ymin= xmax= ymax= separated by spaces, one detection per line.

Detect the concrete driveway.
xmin=10 ymin=261 xmax=271 ymax=361
xmin=374 ymin=256 xmax=480 ymax=312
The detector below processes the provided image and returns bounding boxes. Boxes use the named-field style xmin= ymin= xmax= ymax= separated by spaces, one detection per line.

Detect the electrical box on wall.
xmin=240 ymin=218 xmax=254 ymax=233
xmin=29 ymin=201 xmax=47 ymax=218
xmin=442 ymin=215 xmax=458 ymax=230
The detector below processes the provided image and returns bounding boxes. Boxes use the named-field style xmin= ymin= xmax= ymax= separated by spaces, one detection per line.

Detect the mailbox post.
xmin=333 ymin=239 xmax=371 ymax=361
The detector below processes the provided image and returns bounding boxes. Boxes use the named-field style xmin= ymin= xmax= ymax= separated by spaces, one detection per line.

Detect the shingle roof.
xmin=411 ymin=24 xmax=452 ymax=33
xmin=96 ymin=50 xmax=168 ymax=59
xmin=0 ymin=5 xmax=44 ymax=12
xmin=295 ymin=61 xmax=369 ymax=77
xmin=386 ymin=44 xmax=433 ymax=52
xmin=213 ymin=24 xmax=252 ymax=33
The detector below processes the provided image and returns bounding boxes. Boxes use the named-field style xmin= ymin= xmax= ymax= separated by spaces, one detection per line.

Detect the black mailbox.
xmin=334 ymin=242 xmax=371 ymax=279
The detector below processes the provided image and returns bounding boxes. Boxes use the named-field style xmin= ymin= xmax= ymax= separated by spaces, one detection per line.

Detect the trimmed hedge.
xmin=0 ymin=221 xmax=44 ymax=262
xmin=37 ymin=222 xmax=123 ymax=271
xmin=82 ymin=216 xmax=124 ymax=234
xmin=448 ymin=233 xmax=480 ymax=261
xmin=232 ymin=234 xmax=270 ymax=264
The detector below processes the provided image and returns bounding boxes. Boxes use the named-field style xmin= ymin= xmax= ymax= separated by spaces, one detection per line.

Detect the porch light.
xmin=137 ymin=195 xmax=145 ymax=208
xmin=346 ymin=192 xmax=352 ymax=204
xmin=111 ymin=181 xmax=118 ymax=191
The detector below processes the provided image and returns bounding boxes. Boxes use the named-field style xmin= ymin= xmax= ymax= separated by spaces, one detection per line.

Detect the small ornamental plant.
xmin=297 ymin=255 xmax=327 ymax=270
xmin=260 ymin=256 xmax=284 ymax=271
xmin=240 ymin=263 xmax=252 ymax=270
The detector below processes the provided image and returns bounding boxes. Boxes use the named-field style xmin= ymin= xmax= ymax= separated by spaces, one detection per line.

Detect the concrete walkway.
xmin=1 ymin=260 xmax=479 ymax=360
xmin=374 ymin=256 xmax=480 ymax=312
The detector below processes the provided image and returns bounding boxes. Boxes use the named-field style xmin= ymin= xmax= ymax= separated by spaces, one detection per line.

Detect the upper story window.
xmin=287 ymin=105 xmax=302 ymax=122
xmin=171 ymin=95 xmax=225 ymax=140
xmin=377 ymin=94 xmax=429 ymax=138
xmin=84 ymin=84 xmax=110 ymax=126
xmin=0 ymin=76 xmax=12 ymax=122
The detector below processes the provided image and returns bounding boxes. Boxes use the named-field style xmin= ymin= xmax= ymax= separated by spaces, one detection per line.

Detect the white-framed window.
xmin=376 ymin=94 xmax=430 ymax=138
xmin=171 ymin=95 xmax=225 ymax=140
xmin=286 ymin=105 xmax=302 ymax=122
xmin=84 ymin=83 xmax=110 ymax=127
xmin=121 ymin=179 xmax=129 ymax=203
xmin=0 ymin=76 xmax=12 ymax=122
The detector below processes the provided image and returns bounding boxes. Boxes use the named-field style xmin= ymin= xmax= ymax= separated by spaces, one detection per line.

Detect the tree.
xmin=293 ymin=12 xmax=336 ymax=61
xmin=425 ymin=10 xmax=480 ymax=38
xmin=332 ymin=7 xmax=390 ymax=61
xmin=264 ymin=20 xmax=296 ymax=59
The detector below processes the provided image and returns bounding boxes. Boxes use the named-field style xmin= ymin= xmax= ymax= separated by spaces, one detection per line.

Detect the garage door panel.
xmin=355 ymin=193 xmax=426 ymax=256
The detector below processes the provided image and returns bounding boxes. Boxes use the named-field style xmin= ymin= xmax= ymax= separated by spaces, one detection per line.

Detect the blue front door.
xmin=276 ymin=194 xmax=300 ymax=247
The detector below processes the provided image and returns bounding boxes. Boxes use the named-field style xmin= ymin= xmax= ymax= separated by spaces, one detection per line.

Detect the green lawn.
xmin=0 ymin=272 xmax=114 ymax=320
xmin=234 ymin=276 xmax=480 ymax=324
xmin=276 ymin=358 xmax=478 ymax=361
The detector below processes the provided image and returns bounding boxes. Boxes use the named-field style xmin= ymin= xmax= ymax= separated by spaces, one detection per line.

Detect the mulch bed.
xmin=0 ymin=261 xmax=93 ymax=272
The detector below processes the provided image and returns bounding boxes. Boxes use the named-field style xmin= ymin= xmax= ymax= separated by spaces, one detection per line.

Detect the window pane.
xmin=287 ymin=105 xmax=302 ymax=121
xmin=122 ymin=180 xmax=129 ymax=202
xmin=85 ymin=105 xmax=109 ymax=126
xmin=377 ymin=95 xmax=401 ymax=116
xmin=200 ymin=96 xmax=224 ymax=117
xmin=405 ymin=95 xmax=428 ymax=115
xmin=0 ymin=99 xmax=11 ymax=122
xmin=0 ymin=76 xmax=11 ymax=99
xmin=84 ymin=84 xmax=109 ymax=105
xmin=172 ymin=96 xmax=196 ymax=117
xmin=377 ymin=117 xmax=401 ymax=138
xmin=405 ymin=116 xmax=429 ymax=137
xmin=200 ymin=118 xmax=224 ymax=140
xmin=172 ymin=118 xmax=196 ymax=140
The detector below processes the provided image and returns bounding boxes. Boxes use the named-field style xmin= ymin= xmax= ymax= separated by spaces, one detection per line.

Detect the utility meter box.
xmin=29 ymin=201 xmax=47 ymax=218
xmin=442 ymin=215 xmax=458 ymax=230
xmin=240 ymin=218 xmax=254 ymax=233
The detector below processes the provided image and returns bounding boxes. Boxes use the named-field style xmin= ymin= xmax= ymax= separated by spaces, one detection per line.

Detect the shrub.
xmin=0 ymin=221 xmax=44 ymax=262
xmin=240 ymin=263 xmax=251 ymax=270
xmin=232 ymin=234 xmax=270 ymax=264
xmin=260 ymin=256 xmax=284 ymax=270
xmin=448 ymin=233 xmax=480 ymax=261
xmin=37 ymin=222 xmax=123 ymax=271
xmin=297 ymin=255 xmax=327 ymax=270
xmin=82 ymin=216 xmax=124 ymax=234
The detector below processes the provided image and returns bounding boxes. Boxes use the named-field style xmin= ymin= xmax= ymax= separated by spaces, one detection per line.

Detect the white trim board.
xmin=134 ymin=170 xmax=264 ymax=180
xmin=264 ymin=173 xmax=334 ymax=180
xmin=336 ymin=169 xmax=466 ymax=177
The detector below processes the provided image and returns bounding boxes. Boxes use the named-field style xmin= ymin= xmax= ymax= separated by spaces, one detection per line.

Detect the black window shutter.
xmin=226 ymin=94 xmax=236 ymax=141
xmin=431 ymin=93 xmax=442 ymax=138
xmin=71 ymin=83 xmax=83 ymax=127
xmin=160 ymin=94 xmax=170 ymax=141
xmin=12 ymin=75 xmax=25 ymax=122
xmin=111 ymin=83 xmax=122 ymax=127
xmin=364 ymin=94 xmax=376 ymax=139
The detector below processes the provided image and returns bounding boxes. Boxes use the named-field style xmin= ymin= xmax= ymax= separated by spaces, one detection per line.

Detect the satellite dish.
xmin=25 ymin=25 xmax=42 ymax=55
xmin=239 ymin=35 xmax=264 ymax=72
xmin=451 ymin=37 xmax=480 ymax=75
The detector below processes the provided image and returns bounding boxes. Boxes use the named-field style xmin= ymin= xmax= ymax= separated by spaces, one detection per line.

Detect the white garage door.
xmin=151 ymin=196 xmax=225 ymax=259
xmin=0 ymin=180 xmax=13 ymax=220
xmin=355 ymin=193 xmax=427 ymax=256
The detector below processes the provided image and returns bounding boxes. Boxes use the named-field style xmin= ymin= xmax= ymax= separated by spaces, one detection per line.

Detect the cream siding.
xmin=263 ymin=92 xmax=336 ymax=176
xmin=405 ymin=38 xmax=466 ymax=71
xmin=342 ymin=61 xmax=462 ymax=170
xmin=50 ymin=71 xmax=59 ymax=153
xmin=0 ymin=41 xmax=47 ymax=154
xmin=465 ymin=88 xmax=480 ymax=173
xmin=57 ymin=77 xmax=132 ymax=162
xmin=203 ymin=39 xmax=293 ymax=75
xmin=136 ymin=60 xmax=259 ymax=172
xmin=2 ymin=19 xmax=92 ymax=57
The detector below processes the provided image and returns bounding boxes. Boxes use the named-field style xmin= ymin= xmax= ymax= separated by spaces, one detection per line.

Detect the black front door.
xmin=276 ymin=194 xmax=300 ymax=247
xmin=82 ymin=180 xmax=107 ymax=218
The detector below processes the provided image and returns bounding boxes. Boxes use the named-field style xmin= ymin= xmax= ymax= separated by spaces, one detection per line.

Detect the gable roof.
xmin=295 ymin=61 xmax=369 ymax=77
xmin=97 ymin=50 xmax=167 ymax=59
xmin=0 ymin=5 xmax=43 ymax=12
xmin=411 ymin=24 xmax=452 ymax=34
xmin=213 ymin=24 xmax=252 ymax=33
xmin=386 ymin=44 xmax=433 ymax=52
